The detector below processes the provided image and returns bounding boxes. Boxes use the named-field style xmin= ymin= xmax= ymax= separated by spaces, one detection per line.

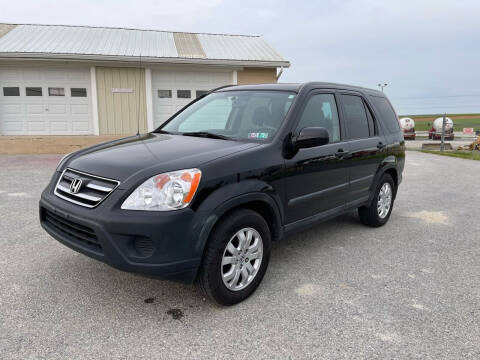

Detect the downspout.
xmin=276 ymin=66 xmax=284 ymax=81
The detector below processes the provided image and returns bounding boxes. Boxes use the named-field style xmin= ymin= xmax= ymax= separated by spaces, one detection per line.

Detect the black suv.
xmin=40 ymin=82 xmax=405 ymax=305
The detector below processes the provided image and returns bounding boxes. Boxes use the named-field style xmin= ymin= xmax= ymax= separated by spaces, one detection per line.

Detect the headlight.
xmin=121 ymin=168 xmax=202 ymax=211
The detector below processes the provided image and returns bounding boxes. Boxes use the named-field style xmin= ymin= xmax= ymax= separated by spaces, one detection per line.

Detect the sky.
xmin=1 ymin=0 xmax=480 ymax=115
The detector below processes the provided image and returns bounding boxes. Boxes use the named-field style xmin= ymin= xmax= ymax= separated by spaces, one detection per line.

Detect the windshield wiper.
xmin=153 ymin=129 xmax=172 ymax=134
xmin=182 ymin=131 xmax=231 ymax=140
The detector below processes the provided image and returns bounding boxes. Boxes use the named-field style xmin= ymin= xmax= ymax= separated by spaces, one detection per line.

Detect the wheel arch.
xmin=369 ymin=159 xmax=399 ymax=203
xmin=384 ymin=167 xmax=398 ymax=193
xmin=195 ymin=192 xmax=283 ymax=262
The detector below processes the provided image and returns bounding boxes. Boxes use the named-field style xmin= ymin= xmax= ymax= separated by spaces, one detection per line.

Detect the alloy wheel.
xmin=377 ymin=182 xmax=392 ymax=219
xmin=221 ymin=227 xmax=263 ymax=291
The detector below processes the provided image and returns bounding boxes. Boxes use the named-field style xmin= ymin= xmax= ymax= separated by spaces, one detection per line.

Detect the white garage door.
xmin=0 ymin=65 xmax=92 ymax=135
xmin=152 ymin=69 xmax=233 ymax=128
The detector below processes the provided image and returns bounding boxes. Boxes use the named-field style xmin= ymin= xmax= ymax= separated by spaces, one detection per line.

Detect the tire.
xmin=358 ymin=173 xmax=395 ymax=227
xmin=196 ymin=208 xmax=271 ymax=305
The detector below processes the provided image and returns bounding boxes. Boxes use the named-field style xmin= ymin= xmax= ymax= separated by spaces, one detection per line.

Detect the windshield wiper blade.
xmin=182 ymin=131 xmax=231 ymax=140
xmin=153 ymin=129 xmax=172 ymax=134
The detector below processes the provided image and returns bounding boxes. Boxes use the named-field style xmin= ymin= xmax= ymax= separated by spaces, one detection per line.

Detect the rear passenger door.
xmin=339 ymin=92 xmax=386 ymax=207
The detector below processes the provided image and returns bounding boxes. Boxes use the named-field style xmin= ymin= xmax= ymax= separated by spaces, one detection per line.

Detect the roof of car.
xmin=219 ymin=82 xmax=384 ymax=96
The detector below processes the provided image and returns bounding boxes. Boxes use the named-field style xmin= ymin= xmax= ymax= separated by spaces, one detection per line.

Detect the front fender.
xmin=194 ymin=180 xmax=284 ymax=256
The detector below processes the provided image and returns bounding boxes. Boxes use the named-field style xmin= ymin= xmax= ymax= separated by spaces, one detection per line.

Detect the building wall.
xmin=237 ymin=68 xmax=277 ymax=85
xmin=96 ymin=67 xmax=147 ymax=135
xmin=1 ymin=60 xmax=283 ymax=153
xmin=0 ymin=135 xmax=122 ymax=154
xmin=150 ymin=66 xmax=234 ymax=128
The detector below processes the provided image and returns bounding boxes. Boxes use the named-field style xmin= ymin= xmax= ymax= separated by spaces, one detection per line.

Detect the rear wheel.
xmin=196 ymin=209 xmax=271 ymax=305
xmin=358 ymin=173 xmax=395 ymax=227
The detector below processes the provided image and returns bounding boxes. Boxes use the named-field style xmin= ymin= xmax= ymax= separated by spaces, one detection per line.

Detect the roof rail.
xmin=208 ymin=84 xmax=237 ymax=93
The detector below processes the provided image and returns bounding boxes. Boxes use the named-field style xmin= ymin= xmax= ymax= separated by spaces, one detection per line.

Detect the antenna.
xmin=136 ymin=49 xmax=142 ymax=136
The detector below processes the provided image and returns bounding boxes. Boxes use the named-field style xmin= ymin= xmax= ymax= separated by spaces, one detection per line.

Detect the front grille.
xmin=42 ymin=209 xmax=102 ymax=253
xmin=54 ymin=168 xmax=119 ymax=208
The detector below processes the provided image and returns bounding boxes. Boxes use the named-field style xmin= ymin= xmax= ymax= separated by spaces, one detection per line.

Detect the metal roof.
xmin=0 ymin=24 xmax=289 ymax=67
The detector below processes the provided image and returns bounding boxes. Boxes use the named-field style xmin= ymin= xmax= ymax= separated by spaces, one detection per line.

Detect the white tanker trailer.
xmin=399 ymin=117 xmax=416 ymax=140
xmin=429 ymin=117 xmax=454 ymax=140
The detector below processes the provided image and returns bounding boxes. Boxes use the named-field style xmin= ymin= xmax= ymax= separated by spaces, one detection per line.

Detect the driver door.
xmin=284 ymin=91 xmax=350 ymax=225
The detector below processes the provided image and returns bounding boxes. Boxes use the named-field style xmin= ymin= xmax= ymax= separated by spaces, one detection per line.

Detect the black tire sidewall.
xmin=200 ymin=209 xmax=271 ymax=305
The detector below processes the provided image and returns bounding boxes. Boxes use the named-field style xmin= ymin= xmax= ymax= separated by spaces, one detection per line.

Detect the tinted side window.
xmin=341 ymin=95 xmax=369 ymax=139
xmin=371 ymin=96 xmax=400 ymax=133
xmin=296 ymin=94 xmax=340 ymax=142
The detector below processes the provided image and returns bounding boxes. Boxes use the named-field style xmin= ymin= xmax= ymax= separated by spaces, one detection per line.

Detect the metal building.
xmin=0 ymin=23 xmax=289 ymax=138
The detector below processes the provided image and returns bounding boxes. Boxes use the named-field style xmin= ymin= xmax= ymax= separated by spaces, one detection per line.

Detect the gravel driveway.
xmin=0 ymin=151 xmax=479 ymax=359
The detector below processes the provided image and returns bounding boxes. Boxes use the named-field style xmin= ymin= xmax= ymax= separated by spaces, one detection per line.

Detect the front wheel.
xmin=196 ymin=209 xmax=271 ymax=305
xmin=358 ymin=173 xmax=395 ymax=227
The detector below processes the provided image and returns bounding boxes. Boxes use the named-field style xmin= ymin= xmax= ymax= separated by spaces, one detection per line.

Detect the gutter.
xmin=0 ymin=52 xmax=290 ymax=68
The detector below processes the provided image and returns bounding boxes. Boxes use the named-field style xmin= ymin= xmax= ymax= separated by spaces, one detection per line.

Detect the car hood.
xmin=67 ymin=133 xmax=259 ymax=182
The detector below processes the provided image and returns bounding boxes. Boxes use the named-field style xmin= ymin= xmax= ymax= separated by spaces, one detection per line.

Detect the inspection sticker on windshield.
xmin=248 ymin=132 xmax=269 ymax=139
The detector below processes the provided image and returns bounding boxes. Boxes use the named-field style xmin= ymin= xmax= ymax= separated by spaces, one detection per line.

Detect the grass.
xmin=419 ymin=149 xmax=480 ymax=160
xmin=399 ymin=114 xmax=480 ymax=132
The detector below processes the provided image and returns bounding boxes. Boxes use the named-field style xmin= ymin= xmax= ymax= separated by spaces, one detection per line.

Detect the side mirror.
xmin=295 ymin=127 xmax=330 ymax=149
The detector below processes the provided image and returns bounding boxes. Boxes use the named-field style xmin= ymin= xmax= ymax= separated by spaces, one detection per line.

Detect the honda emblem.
xmin=70 ymin=178 xmax=83 ymax=194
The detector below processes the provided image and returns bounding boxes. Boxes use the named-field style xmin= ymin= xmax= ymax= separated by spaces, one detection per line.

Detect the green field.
xmin=420 ymin=150 xmax=480 ymax=161
xmin=400 ymin=114 xmax=480 ymax=132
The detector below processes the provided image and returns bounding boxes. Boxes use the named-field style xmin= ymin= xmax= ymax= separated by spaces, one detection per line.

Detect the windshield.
xmin=158 ymin=91 xmax=297 ymax=142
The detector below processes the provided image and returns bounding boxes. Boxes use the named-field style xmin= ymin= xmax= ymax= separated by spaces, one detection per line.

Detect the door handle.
xmin=377 ymin=142 xmax=386 ymax=149
xmin=335 ymin=148 xmax=348 ymax=159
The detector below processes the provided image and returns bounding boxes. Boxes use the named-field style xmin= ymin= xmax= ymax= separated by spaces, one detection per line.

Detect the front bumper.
xmin=39 ymin=178 xmax=206 ymax=283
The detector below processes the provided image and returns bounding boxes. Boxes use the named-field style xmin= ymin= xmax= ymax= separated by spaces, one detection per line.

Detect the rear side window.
xmin=341 ymin=95 xmax=369 ymax=139
xmin=371 ymin=96 xmax=400 ymax=133
xmin=296 ymin=93 xmax=340 ymax=142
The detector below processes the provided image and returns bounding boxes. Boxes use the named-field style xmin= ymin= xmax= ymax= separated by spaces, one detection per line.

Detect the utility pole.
xmin=440 ymin=113 xmax=446 ymax=152
xmin=377 ymin=83 xmax=388 ymax=92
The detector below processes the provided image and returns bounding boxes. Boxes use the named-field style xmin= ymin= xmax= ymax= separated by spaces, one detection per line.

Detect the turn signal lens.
xmin=183 ymin=172 xmax=201 ymax=203
xmin=121 ymin=169 xmax=202 ymax=211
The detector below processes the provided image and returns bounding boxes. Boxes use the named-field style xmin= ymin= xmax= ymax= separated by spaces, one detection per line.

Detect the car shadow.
xmin=47 ymin=210 xmax=364 ymax=312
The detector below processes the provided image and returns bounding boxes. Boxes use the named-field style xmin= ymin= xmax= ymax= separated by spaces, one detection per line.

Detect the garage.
xmin=152 ymin=68 xmax=233 ymax=128
xmin=0 ymin=64 xmax=92 ymax=135
xmin=0 ymin=23 xmax=289 ymax=152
